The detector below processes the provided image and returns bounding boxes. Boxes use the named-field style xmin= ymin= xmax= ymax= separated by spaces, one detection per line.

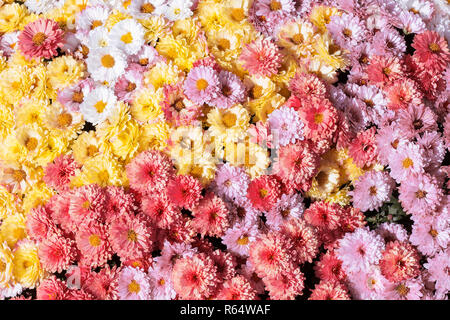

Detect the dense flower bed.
xmin=0 ymin=0 xmax=449 ymax=300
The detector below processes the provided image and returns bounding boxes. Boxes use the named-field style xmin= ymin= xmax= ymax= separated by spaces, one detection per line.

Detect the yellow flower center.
xmin=270 ymin=0 xmax=282 ymax=11
xmin=89 ymin=234 xmax=101 ymax=247
xmin=98 ymin=170 xmax=109 ymax=183
xmin=174 ymin=8 xmax=181 ymax=15
xmin=250 ymin=85 xmax=264 ymax=99
xmin=292 ymin=33 xmax=304 ymax=45
xmin=217 ymin=38 xmax=231 ymax=51
xmin=382 ymin=67 xmax=391 ymax=75
xmin=139 ymin=58 xmax=149 ymax=66
xmin=342 ymin=28 xmax=352 ymax=37
xmin=128 ymin=280 xmax=141 ymax=293
xmin=402 ymin=157 xmax=413 ymax=169
xmin=429 ymin=229 xmax=438 ymax=237
xmin=314 ymin=113 xmax=324 ymax=124
xmin=91 ymin=20 xmax=103 ymax=29
xmin=25 ymin=137 xmax=38 ymax=150
xmin=32 ymin=32 xmax=47 ymax=46
xmin=94 ymin=100 xmax=107 ymax=113
xmin=196 ymin=79 xmax=209 ymax=90
xmin=369 ymin=186 xmax=378 ymax=196
xmin=259 ymin=188 xmax=268 ymax=198
xmin=0 ymin=261 xmax=5 ymax=273
xmin=231 ymin=8 xmax=245 ymax=22
xmin=82 ymin=200 xmax=90 ymax=209
xmin=86 ymin=145 xmax=98 ymax=157
xmin=126 ymin=82 xmax=137 ymax=92
xmin=121 ymin=32 xmax=133 ymax=44
xmin=395 ymin=284 xmax=410 ymax=297
xmin=415 ymin=190 xmax=427 ymax=199
xmin=81 ymin=44 xmax=89 ymax=57
xmin=222 ymin=112 xmax=237 ymax=128
xmin=428 ymin=43 xmax=440 ymax=53
xmin=159 ymin=278 xmax=166 ymax=286
xmin=101 ymin=54 xmax=115 ymax=68
xmin=72 ymin=91 xmax=84 ymax=103
xmin=57 ymin=113 xmax=73 ymax=127
xmin=141 ymin=3 xmax=155 ymax=13
xmin=13 ymin=169 xmax=26 ymax=182
xmin=128 ymin=230 xmax=137 ymax=242
xmin=237 ymin=236 xmax=249 ymax=246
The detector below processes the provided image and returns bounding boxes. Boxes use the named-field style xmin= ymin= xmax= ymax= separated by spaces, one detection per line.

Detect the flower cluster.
xmin=0 ymin=0 xmax=448 ymax=300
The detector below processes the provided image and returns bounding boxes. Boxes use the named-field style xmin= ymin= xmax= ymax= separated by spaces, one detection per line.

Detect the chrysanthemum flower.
xmin=239 ymin=38 xmax=282 ymax=77
xmin=172 ymin=253 xmax=219 ymax=300
xmin=26 ymin=205 xmax=59 ymax=242
xmin=36 ymin=276 xmax=67 ymax=300
xmin=424 ymin=249 xmax=450 ymax=295
xmin=347 ymin=265 xmax=391 ymax=300
xmin=18 ymin=18 xmax=64 ymax=60
xmin=372 ymin=27 xmax=406 ymax=57
xmin=69 ymin=184 xmax=106 ymax=228
xmin=76 ymin=222 xmax=112 ymax=268
xmin=348 ymin=127 xmax=379 ymax=168
xmin=249 ymin=231 xmax=295 ymax=278
xmin=86 ymin=46 xmax=127 ymax=83
xmin=38 ymin=234 xmax=76 ymax=273
xmin=267 ymin=105 xmax=304 ymax=147
xmin=314 ymin=250 xmax=346 ymax=282
xmin=222 ymin=222 xmax=258 ymax=257
xmin=397 ymin=104 xmax=437 ymax=139
xmin=384 ymin=278 xmax=424 ymax=300
xmin=117 ymin=266 xmax=151 ymax=300
xmin=126 ymin=150 xmax=175 ymax=195
xmin=83 ymin=265 xmax=119 ymax=300
xmin=212 ymin=70 xmax=246 ymax=109
xmin=386 ymin=79 xmax=423 ymax=111
xmin=289 ymin=72 xmax=327 ymax=99
xmin=367 ymin=55 xmax=404 ymax=86
xmin=412 ymin=30 xmax=450 ymax=72
xmin=410 ymin=214 xmax=449 ymax=257
xmin=304 ymin=201 xmax=343 ymax=232
xmin=376 ymin=222 xmax=409 ymax=244
xmin=379 ymin=241 xmax=421 ymax=282
xmin=327 ymin=13 xmax=367 ymax=49
xmin=281 ymin=218 xmax=320 ymax=264
xmin=266 ymin=193 xmax=304 ymax=230
xmin=141 ymin=192 xmax=180 ymax=229
xmin=43 ymin=155 xmax=80 ymax=192
xmin=109 ymin=19 xmax=145 ymax=55
xmin=79 ymin=86 xmax=118 ymax=125
xmin=166 ymin=175 xmax=203 ymax=210
xmin=212 ymin=163 xmax=250 ymax=203
xmin=309 ymin=280 xmax=351 ymax=300
xmin=183 ymin=65 xmax=220 ymax=105
xmin=263 ymin=266 xmax=305 ymax=300
xmin=247 ymin=175 xmax=282 ymax=212
xmin=350 ymin=170 xmax=394 ymax=212
xmin=104 ymin=186 xmax=137 ymax=223
xmin=191 ymin=192 xmax=230 ymax=237
xmin=216 ymin=275 xmax=257 ymax=300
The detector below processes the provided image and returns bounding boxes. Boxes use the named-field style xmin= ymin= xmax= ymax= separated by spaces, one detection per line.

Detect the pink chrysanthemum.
xmin=347 ymin=266 xmax=391 ymax=300
xmin=36 ymin=276 xmax=68 ymax=300
xmin=48 ymin=192 xmax=73 ymax=233
xmin=18 ymin=18 xmax=64 ymax=60
xmin=148 ymin=263 xmax=176 ymax=300
xmin=266 ymin=193 xmax=304 ymax=230
xmin=372 ymin=27 xmax=406 ymax=57
xmin=157 ymin=240 xmax=198 ymax=273
xmin=397 ymin=104 xmax=437 ymax=139
xmin=384 ymin=278 xmax=424 ymax=300
xmin=215 ymin=275 xmax=257 ymax=300
xmin=239 ymin=38 xmax=282 ymax=77
xmin=398 ymin=173 xmax=443 ymax=216
xmin=255 ymin=0 xmax=295 ymax=22
xmin=336 ymin=227 xmax=385 ymax=274
xmin=38 ymin=234 xmax=76 ymax=273
xmin=211 ymin=70 xmax=246 ymax=109
xmin=375 ymin=124 xmax=405 ymax=165
xmin=191 ymin=192 xmax=230 ymax=237
xmin=386 ymin=79 xmax=423 ymax=111
xmin=248 ymin=231 xmax=295 ymax=278
xmin=141 ymin=192 xmax=180 ymax=229
xmin=424 ymin=249 xmax=450 ymax=295
xmin=412 ymin=31 xmax=450 ymax=72
xmin=43 ymin=155 xmax=80 ymax=192
xmin=350 ymin=170 xmax=395 ymax=212
xmin=247 ymin=175 xmax=282 ymax=212
xmin=172 ymin=253 xmax=219 ymax=300
xmin=109 ymin=214 xmax=152 ymax=261
xmin=267 ymin=105 xmax=304 ymax=147
xmin=83 ymin=266 xmax=119 ymax=300
xmin=114 ymin=65 xmax=143 ymax=103
xmin=183 ymin=66 xmax=220 ymax=105
xmin=387 ymin=142 xmax=424 ymax=183
xmin=410 ymin=214 xmax=449 ymax=257
xmin=263 ymin=267 xmax=305 ymax=300
xmin=222 ymin=222 xmax=258 ymax=257
xmin=65 ymin=288 xmax=95 ymax=300
xmin=212 ymin=163 xmax=250 ymax=202
xmin=367 ymin=55 xmax=404 ymax=86
xmin=289 ymin=72 xmax=327 ymax=99
xmin=210 ymin=249 xmax=237 ymax=281
xmin=297 ymin=97 xmax=338 ymax=142
xmin=379 ymin=241 xmax=421 ymax=282
xmin=314 ymin=250 xmax=346 ymax=282
xmin=327 ymin=13 xmax=367 ymax=49
xmin=166 ymin=175 xmax=203 ymax=210
xmin=126 ymin=150 xmax=175 ymax=195
xmin=304 ymin=201 xmax=343 ymax=232
xmin=274 ymin=141 xmax=319 ymax=192
xmin=281 ymin=218 xmax=320 ymax=264
xmin=348 ymin=127 xmax=379 ymax=168
xmin=104 ymin=186 xmax=137 ymax=223
xmin=162 ymin=83 xmax=202 ymax=127
xmin=309 ymin=280 xmax=351 ymax=300
xmin=69 ymin=184 xmax=107 ymax=228
xmin=57 ymin=78 xmax=94 ymax=112
xmin=376 ymin=222 xmax=409 ymax=243
xmin=26 ymin=205 xmax=59 ymax=242
xmin=117 ymin=266 xmax=151 ymax=300
xmin=76 ymin=222 xmax=112 ymax=268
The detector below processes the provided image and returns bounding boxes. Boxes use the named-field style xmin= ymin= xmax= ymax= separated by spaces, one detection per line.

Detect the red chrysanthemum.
xmin=172 ymin=253 xmax=219 ymax=300
xmin=104 ymin=186 xmax=137 ymax=223
xmin=263 ymin=267 xmax=305 ymax=300
xmin=314 ymin=250 xmax=346 ymax=282
xmin=210 ymin=249 xmax=236 ymax=281
xmin=36 ymin=276 xmax=68 ymax=300
xmin=141 ymin=192 xmax=181 ymax=229
xmin=26 ymin=205 xmax=60 ymax=242
xmin=412 ymin=31 xmax=450 ymax=73
xmin=83 ymin=265 xmax=120 ymax=300
xmin=191 ymin=192 xmax=230 ymax=237
xmin=304 ymin=201 xmax=343 ymax=231
xmin=289 ymin=72 xmax=327 ymax=99
xmin=69 ymin=184 xmax=107 ymax=228
xmin=379 ymin=241 xmax=421 ymax=282
xmin=309 ymin=280 xmax=351 ymax=300
xmin=281 ymin=218 xmax=320 ymax=264
xmin=247 ymin=175 xmax=282 ymax=212
xmin=367 ymin=55 xmax=404 ymax=86
xmin=166 ymin=175 xmax=203 ymax=210
xmin=386 ymin=78 xmax=423 ymax=111
xmin=126 ymin=150 xmax=175 ymax=195
xmin=215 ymin=275 xmax=257 ymax=300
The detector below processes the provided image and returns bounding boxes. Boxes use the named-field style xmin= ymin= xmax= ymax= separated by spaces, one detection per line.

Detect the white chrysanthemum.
xmin=84 ymin=27 xmax=111 ymax=50
xmin=128 ymin=0 xmax=167 ymax=19
xmin=76 ymin=5 xmax=111 ymax=34
xmin=24 ymin=0 xmax=64 ymax=14
xmin=109 ymin=19 xmax=145 ymax=55
xmin=80 ymin=86 xmax=118 ymax=125
xmin=86 ymin=46 xmax=127 ymax=83
xmin=163 ymin=0 xmax=193 ymax=21
xmin=0 ymin=31 xmax=19 ymax=57
xmin=0 ymin=282 xmax=23 ymax=299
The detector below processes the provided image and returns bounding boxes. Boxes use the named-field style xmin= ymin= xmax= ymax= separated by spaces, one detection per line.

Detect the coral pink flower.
xmin=304 ymin=201 xmax=343 ymax=231
xmin=215 ymin=275 xmax=257 ymax=300
xmin=239 ymin=38 xmax=281 ymax=77
xmin=26 ymin=205 xmax=59 ymax=242
xmin=297 ymin=97 xmax=338 ymax=142
xmin=314 ymin=250 xmax=346 ymax=282
xmin=141 ymin=192 xmax=181 ymax=229
xmin=246 ymin=175 xmax=282 ymax=212
xmin=83 ymin=266 xmax=119 ymax=300
xmin=166 ymin=175 xmax=203 ymax=210
xmin=281 ymin=218 xmax=320 ymax=264
xmin=36 ymin=276 xmax=68 ymax=300
xmin=104 ymin=186 xmax=137 ymax=223
xmin=379 ymin=241 xmax=421 ymax=282
xmin=289 ymin=72 xmax=327 ymax=99
xmin=69 ymin=184 xmax=107 ymax=228
xmin=249 ymin=231 xmax=295 ymax=278
xmin=18 ymin=18 xmax=64 ymax=60
xmin=191 ymin=192 xmax=230 ymax=237
xmin=367 ymin=55 xmax=404 ymax=86
xmin=210 ymin=249 xmax=236 ymax=281
xmin=43 ymin=155 xmax=80 ymax=192
xmin=38 ymin=234 xmax=76 ymax=273
xmin=309 ymin=280 xmax=351 ymax=300
xmin=126 ymin=150 xmax=175 ymax=195
xmin=263 ymin=267 xmax=305 ymax=300
xmin=172 ymin=253 xmax=219 ymax=300
xmin=348 ymin=127 xmax=379 ymax=168
xmin=108 ymin=214 xmax=152 ymax=261
xmin=76 ymin=222 xmax=112 ymax=268
xmin=412 ymin=31 xmax=450 ymax=72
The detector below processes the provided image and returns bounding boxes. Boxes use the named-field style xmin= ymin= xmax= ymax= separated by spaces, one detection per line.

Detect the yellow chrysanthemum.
xmin=104 ymin=9 xmax=133 ymax=30
xmin=0 ymin=161 xmax=43 ymax=195
xmin=313 ymin=34 xmax=348 ymax=71
xmin=0 ymin=3 xmax=28 ymax=33
xmin=8 ymin=51 xmax=42 ymax=68
xmin=307 ymin=57 xmax=338 ymax=83
xmin=29 ymin=64 xmax=57 ymax=101
xmin=0 ymin=214 xmax=27 ymax=249
xmin=0 ymin=241 xmax=14 ymax=287
xmin=325 ymin=187 xmax=351 ymax=207
xmin=0 ymin=134 xmax=28 ymax=164
xmin=197 ymin=2 xmax=234 ymax=34
xmin=101 ymin=118 xmax=140 ymax=162
xmin=44 ymin=102 xmax=84 ymax=140
xmin=0 ymin=105 xmax=15 ymax=140
xmin=271 ymin=54 xmax=299 ymax=93
xmin=14 ymin=98 xmax=48 ymax=128
xmin=35 ymin=133 xmax=69 ymax=167
xmin=0 ymin=66 xmax=32 ymax=106
xmin=0 ymin=186 xmax=21 ymax=220
xmin=306 ymin=165 xmax=341 ymax=200
xmin=12 ymin=240 xmax=44 ymax=289
xmin=276 ymin=18 xmax=318 ymax=59
xmin=130 ymin=87 xmax=164 ymax=123
xmin=139 ymin=15 xmax=171 ymax=46
xmin=309 ymin=5 xmax=341 ymax=34
xmin=60 ymin=0 xmax=88 ymax=29
xmin=207 ymin=104 xmax=250 ymax=142
xmin=337 ymin=148 xmax=368 ymax=182
xmin=71 ymin=130 xmax=102 ymax=164
xmin=144 ymin=61 xmax=181 ymax=91
xmin=15 ymin=124 xmax=48 ymax=162
xmin=138 ymin=121 xmax=170 ymax=152
xmin=47 ymin=55 xmax=85 ymax=90
xmin=22 ymin=182 xmax=54 ymax=215
xmin=71 ymin=153 xmax=126 ymax=188
xmin=0 ymin=55 xmax=7 ymax=73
